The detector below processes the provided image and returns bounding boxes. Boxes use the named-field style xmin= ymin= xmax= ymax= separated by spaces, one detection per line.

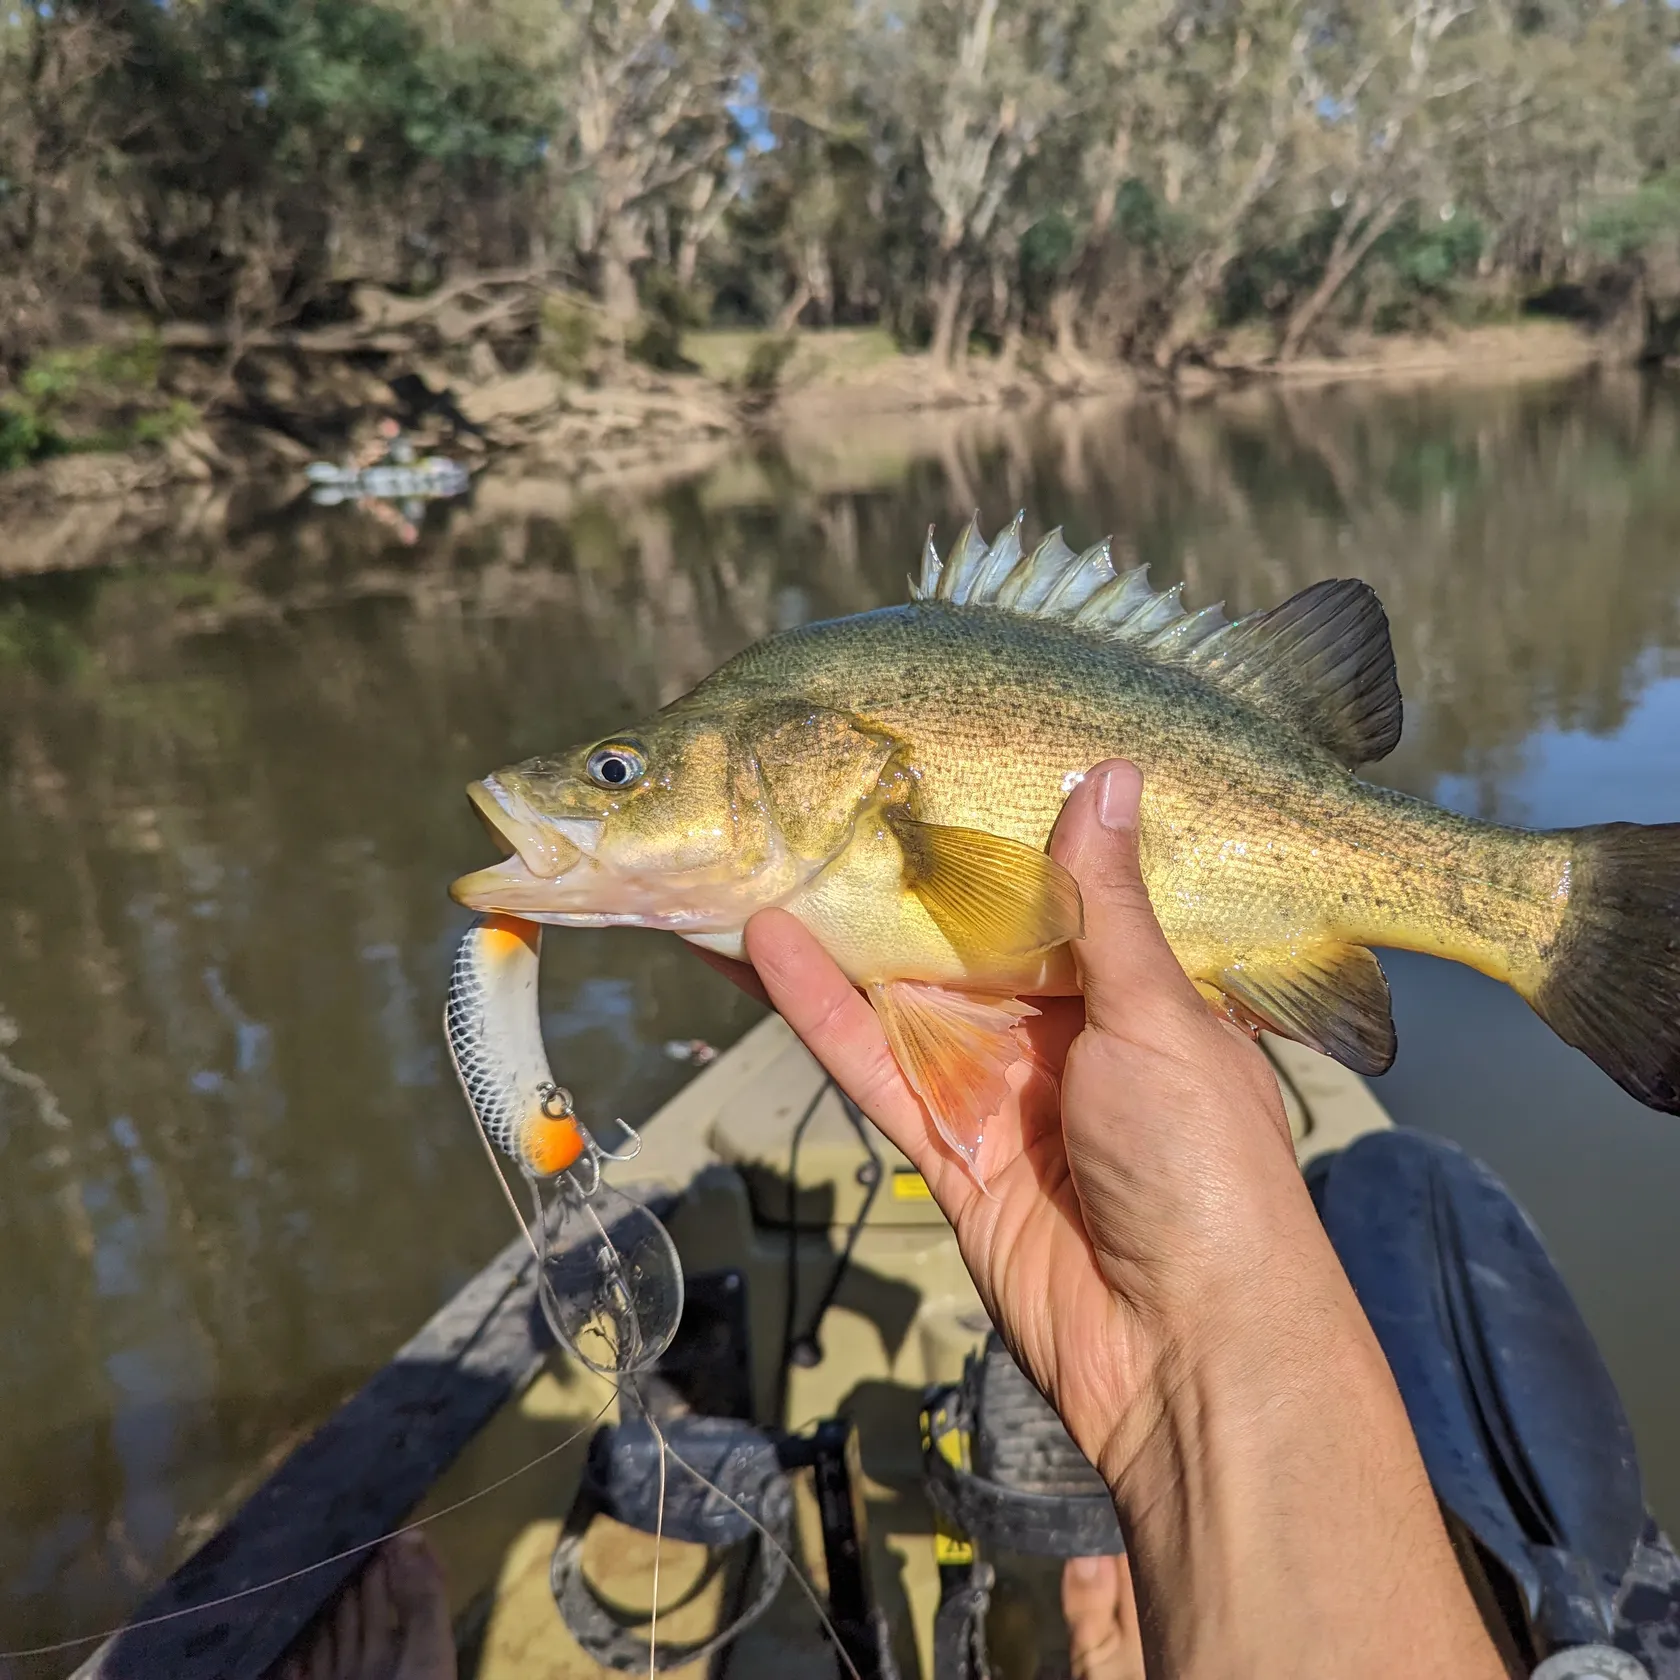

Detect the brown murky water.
xmin=4 ymin=369 xmax=1680 ymax=1664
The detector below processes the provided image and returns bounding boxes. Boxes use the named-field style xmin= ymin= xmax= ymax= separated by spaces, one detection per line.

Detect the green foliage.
xmin=540 ymin=293 xmax=601 ymax=382
xmin=0 ymin=406 xmax=56 ymax=472
xmin=1020 ymin=212 xmax=1077 ymax=277
xmin=3 ymin=0 xmax=1678 ymax=377
xmin=740 ymin=334 xmax=799 ymax=393
xmin=193 ymin=0 xmax=551 ymax=186
xmin=1111 ymin=179 xmax=1178 ymax=252
xmin=639 ymin=269 xmax=711 ymax=333
xmin=629 ymin=317 xmax=698 ymax=373
xmin=80 ymin=400 xmax=199 ymax=454
xmin=0 ymin=338 xmax=195 ymax=471
xmin=1583 ymin=174 xmax=1680 ymax=262
xmin=20 ymin=341 xmax=164 ymax=409
xmin=1380 ymin=213 xmax=1485 ymax=293
xmin=630 ymin=271 xmax=706 ymax=372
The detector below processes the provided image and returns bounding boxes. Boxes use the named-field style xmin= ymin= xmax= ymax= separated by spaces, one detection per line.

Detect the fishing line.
xmin=494 ymin=1175 xmax=862 ymax=1679
xmin=447 ymin=913 xmax=865 ymax=1676
xmin=648 ymin=1404 xmax=866 ymax=1680
xmin=480 ymin=1128 xmax=860 ymax=1680
xmin=0 ymin=1113 xmax=642 ymax=1666
xmin=643 ymin=1376 xmax=667 ymax=1680
xmin=0 ymin=1386 xmax=619 ymax=1663
xmin=473 ymin=1120 xmax=672 ymax=1680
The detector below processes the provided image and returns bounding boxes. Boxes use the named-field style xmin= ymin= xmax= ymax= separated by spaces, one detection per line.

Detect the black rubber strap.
xmin=932 ymin=1562 xmax=995 ymax=1680
xmin=549 ymin=1417 xmax=795 ymax=1672
xmin=550 ymin=1516 xmax=789 ymax=1671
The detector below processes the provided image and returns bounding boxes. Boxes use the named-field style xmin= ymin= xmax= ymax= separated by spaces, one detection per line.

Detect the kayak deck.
xmin=71 ymin=1015 xmax=1391 ymax=1678
xmin=413 ymin=1017 xmax=1392 ymax=1680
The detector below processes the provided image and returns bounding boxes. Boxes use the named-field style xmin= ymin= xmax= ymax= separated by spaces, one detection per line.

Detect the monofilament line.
xmin=0 ymin=1386 xmax=617 ymax=1662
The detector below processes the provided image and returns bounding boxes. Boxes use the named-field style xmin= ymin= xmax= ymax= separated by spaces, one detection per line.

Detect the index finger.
xmin=1050 ymin=761 xmax=1210 ymax=1048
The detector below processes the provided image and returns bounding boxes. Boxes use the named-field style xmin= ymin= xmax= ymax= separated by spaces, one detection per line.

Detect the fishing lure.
xmin=445 ymin=912 xmax=683 ymax=1375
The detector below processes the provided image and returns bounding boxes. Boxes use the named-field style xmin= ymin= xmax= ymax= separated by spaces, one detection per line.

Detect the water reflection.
xmin=2 ymin=368 xmax=1679 ymax=1659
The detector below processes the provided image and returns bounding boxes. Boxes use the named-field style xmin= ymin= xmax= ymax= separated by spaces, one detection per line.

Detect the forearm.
xmin=1102 ymin=1245 xmax=1506 ymax=1680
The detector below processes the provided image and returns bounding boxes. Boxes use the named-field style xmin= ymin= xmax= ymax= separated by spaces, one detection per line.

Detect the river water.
xmin=3 ymin=369 xmax=1679 ymax=1664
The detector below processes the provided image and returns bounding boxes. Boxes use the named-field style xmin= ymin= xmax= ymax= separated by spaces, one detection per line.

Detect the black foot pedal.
xmin=923 ymin=1335 xmax=1123 ymax=1560
xmin=551 ymin=1413 xmax=794 ymax=1672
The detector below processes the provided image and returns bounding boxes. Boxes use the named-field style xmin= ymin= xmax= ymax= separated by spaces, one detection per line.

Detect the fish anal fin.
xmin=1218 ymin=942 xmax=1396 ymax=1076
xmin=888 ymin=811 xmax=1084 ymax=960
xmin=1188 ymin=578 xmax=1402 ymax=767
xmin=1195 ymin=979 xmax=1267 ymax=1041
xmin=868 ymin=980 xmax=1035 ymax=1186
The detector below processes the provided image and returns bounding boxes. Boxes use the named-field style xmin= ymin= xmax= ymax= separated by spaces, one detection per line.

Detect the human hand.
xmin=1063 ymin=1556 xmax=1144 ymax=1680
xmin=699 ymin=759 xmax=1320 ymax=1480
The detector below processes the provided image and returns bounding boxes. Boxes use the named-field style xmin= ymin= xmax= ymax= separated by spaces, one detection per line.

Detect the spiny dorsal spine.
xmin=912 ymin=512 xmax=1236 ymax=659
xmin=910 ymin=512 xmax=1404 ymax=770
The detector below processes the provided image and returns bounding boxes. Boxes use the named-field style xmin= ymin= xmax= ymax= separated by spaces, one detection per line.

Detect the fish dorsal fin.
xmin=1187 ymin=577 xmax=1402 ymax=767
xmin=911 ymin=517 xmax=1402 ymax=767
xmin=1218 ymin=943 xmax=1396 ymax=1076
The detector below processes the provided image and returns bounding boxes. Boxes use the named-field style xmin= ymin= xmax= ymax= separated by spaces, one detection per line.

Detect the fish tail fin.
xmin=1529 ymin=822 xmax=1680 ymax=1113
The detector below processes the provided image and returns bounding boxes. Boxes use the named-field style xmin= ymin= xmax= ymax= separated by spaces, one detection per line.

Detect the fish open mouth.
xmin=451 ymin=777 xmax=603 ymax=912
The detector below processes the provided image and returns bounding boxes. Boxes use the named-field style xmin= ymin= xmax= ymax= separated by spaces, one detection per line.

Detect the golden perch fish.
xmin=452 ymin=516 xmax=1680 ymax=1181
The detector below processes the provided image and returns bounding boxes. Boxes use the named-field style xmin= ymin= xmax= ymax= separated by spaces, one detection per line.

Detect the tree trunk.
xmin=929 ymin=255 xmax=968 ymax=368
xmin=1050 ymin=282 xmax=1082 ymax=363
xmin=599 ymin=214 xmax=642 ymax=348
xmin=951 ymin=292 xmax=979 ymax=373
xmin=1278 ymin=197 xmax=1405 ymax=361
xmin=674 ymin=231 xmax=700 ymax=290
xmin=1153 ymin=251 xmax=1225 ymax=370
xmin=804 ymin=236 xmax=834 ymax=325
xmin=775 ymin=279 xmax=812 ymax=333
xmin=998 ymin=311 xmax=1023 ymax=376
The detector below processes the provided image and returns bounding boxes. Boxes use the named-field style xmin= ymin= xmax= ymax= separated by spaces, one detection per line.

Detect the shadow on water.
xmin=3 ymin=366 xmax=1680 ymax=1656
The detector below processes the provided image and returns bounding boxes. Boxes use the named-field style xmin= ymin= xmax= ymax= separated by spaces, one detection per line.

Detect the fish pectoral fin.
xmin=887 ymin=811 xmax=1084 ymax=960
xmin=867 ymin=980 xmax=1036 ymax=1185
xmin=1217 ymin=943 xmax=1396 ymax=1076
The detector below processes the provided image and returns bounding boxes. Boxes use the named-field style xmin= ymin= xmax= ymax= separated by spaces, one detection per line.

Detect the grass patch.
xmin=683 ymin=326 xmax=902 ymax=387
xmin=0 ymin=338 xmax=198 ymax=472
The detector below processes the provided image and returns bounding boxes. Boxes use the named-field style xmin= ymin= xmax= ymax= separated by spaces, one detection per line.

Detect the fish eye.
xmin=585 ymin=742 xmax=646 ymax=789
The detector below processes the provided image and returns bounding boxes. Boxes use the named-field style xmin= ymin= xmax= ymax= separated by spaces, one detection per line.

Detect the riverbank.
xmin=0 ymin=317 xmax=1642 ymax=579
xmin=0 ymin=317 xmax=1626 ymax=490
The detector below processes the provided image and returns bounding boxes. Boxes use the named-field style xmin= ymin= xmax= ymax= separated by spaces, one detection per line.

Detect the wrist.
xmin=1097 ymin=1238 xmax=1503 ymax=1678
xmin=1094 ymin=1223 xmax=1364 ymax=1493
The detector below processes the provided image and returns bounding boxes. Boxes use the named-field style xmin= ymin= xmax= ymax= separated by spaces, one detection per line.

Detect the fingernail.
xmin=1069 ymin=1556 xmax=1102 ymax=1581
xmin=1096 ymin=762 xmax=1141 ymax=831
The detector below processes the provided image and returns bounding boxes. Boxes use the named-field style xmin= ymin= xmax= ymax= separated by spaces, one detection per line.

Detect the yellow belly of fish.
xmin=786 ymin=817 xmax=1078 ymax=993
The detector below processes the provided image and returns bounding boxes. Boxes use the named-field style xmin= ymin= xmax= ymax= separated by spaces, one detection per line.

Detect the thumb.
xmin=1051 ymin=760 xmax=1209 ymax=1043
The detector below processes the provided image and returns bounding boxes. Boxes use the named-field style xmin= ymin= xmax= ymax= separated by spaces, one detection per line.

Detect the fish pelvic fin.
xmin=1530 ymin=822 xmax=1680 ymax=1113
xmin=888 ymin=810 xmax=1084 ymax=961
xmin=868 ymin=980 xmax=1035 ymax=1190
xmin=1216 ymin=942 xmax=1397 ymax=1076
xmin=915 ymin=520 xmax=1401 ymax=768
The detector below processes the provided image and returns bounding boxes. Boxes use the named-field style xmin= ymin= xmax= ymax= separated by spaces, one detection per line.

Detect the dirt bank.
xmin=0 ymin=317 xmax=1635 ymax=579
